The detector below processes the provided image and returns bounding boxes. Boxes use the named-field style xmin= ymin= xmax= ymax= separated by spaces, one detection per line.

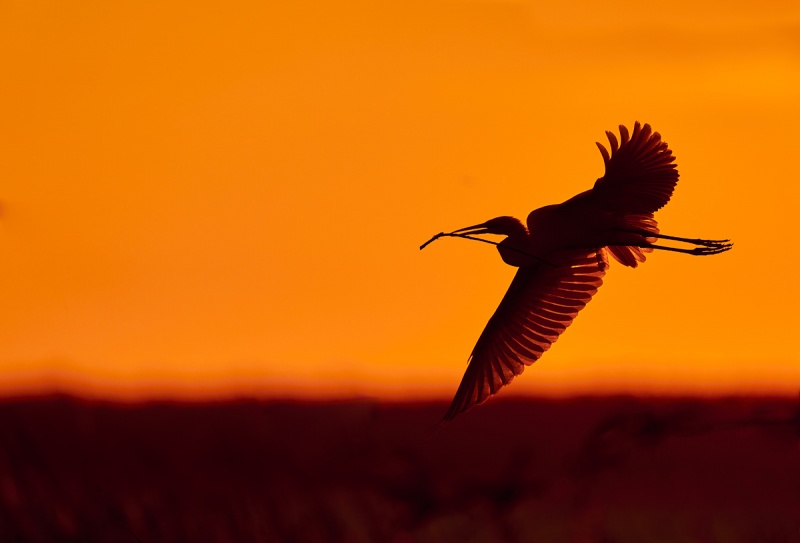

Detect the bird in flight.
xmin=421 ymin=122 xmax=732 ymax=420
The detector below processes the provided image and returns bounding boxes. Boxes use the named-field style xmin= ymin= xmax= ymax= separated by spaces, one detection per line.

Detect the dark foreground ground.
xmin=1 ymin=395 xmax=799 ymax=542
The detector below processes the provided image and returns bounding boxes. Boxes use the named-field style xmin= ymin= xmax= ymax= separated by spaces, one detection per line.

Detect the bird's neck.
xmin=497 ymin=233 xmax=537 ymax=267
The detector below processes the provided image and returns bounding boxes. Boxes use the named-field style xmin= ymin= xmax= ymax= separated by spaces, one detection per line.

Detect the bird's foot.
xmin=687 ymin=243 xmax=734 ymax=256
xmin=691 ymin=237 xmax=731 ymax=248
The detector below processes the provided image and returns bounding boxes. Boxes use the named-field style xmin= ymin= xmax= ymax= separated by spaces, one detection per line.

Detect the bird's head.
xmin=451 ymin=216 xmax=528 ymax=238
xmin=419 ymin=215 xmax=529 ymax=252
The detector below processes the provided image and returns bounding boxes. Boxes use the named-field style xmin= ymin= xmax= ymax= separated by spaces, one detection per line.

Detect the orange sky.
xmin=1 ymin=0 xmax=798 ymax=401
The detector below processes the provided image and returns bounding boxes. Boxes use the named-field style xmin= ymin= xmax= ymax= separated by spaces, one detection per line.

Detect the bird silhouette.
xmin=421 ymin=122 xmax=732 ymax=420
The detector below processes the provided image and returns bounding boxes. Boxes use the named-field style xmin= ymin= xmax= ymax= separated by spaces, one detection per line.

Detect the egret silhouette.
xmin=421 ymin=122 xmax=732 ymax=420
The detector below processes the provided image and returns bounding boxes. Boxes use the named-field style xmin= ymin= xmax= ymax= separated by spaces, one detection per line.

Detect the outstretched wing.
xmin=444 ymin=249 xmax=608 ymax=420
xmin=592 ymin=122 xmax=679 ymax=214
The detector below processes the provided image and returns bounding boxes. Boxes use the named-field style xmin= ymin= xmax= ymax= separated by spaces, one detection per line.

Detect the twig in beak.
xmin=420 ymin=232 xmax=557 ymax=267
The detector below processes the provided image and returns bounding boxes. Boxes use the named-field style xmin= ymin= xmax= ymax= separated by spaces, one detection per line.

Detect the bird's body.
xmin=422 ymin=122 xmax=732 ymax=420
xmin=515 ymin=194 xmax=655 ymax=261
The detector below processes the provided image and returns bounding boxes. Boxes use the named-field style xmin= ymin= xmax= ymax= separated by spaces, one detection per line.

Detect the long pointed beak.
xmin=420 ymin=221 xmax=494 ymax=251
xmin=450 ymin=222 xmax=491 ymax=236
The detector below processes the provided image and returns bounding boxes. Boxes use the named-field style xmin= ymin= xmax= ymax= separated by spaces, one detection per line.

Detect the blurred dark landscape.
xmin=1 ymin=395 xmax=799 ymax=542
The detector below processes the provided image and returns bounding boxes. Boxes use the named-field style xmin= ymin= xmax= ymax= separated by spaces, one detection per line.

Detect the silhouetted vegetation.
xmin=0 ymin=395 xmax=798 ymax=542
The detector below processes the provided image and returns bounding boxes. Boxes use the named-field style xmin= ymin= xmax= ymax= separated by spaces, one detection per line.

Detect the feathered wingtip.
xmin=595 ymin=121 xmax=670 ymax=166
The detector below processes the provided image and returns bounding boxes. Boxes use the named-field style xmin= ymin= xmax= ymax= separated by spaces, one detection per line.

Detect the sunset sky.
xmin=1 ymin=0 xmax=798 ymax=400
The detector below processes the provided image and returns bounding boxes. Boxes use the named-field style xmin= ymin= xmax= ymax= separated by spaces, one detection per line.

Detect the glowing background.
xmin=1 ymin=0 xmax=798 ymax=400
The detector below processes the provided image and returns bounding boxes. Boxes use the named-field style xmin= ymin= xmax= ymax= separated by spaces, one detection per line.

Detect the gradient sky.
xmin=1 ymin=0 xmax=798 ymax=400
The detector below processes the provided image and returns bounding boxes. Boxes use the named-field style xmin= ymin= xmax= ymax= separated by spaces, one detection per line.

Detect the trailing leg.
xmin=645 ymin=243 xmax=732 ymax=256
xmin=631 ymin=230 xmax=730 ymax=247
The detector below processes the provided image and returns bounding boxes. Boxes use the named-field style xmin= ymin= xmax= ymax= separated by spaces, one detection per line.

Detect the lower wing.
xmin=444 ymin=248 xmax=608 ymax=420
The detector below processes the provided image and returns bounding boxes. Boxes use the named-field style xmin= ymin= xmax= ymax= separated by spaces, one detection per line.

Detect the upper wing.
xmin=592 ymin=122 xmax=679 ymax=214
xmin=444 ymin=249 xmax=608 ymax=420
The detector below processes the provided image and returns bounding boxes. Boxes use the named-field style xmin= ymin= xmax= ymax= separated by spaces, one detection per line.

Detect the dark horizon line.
xmin=1 ymin=389 xmax=798 ymax=407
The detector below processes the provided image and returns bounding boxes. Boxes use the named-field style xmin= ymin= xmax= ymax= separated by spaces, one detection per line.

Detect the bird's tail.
xmin=607 ymin=214 xmax=659 ymax=268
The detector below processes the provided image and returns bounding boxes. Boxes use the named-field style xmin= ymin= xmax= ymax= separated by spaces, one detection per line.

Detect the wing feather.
xmin=592 ymin=121 xmax=679 ymax=214
xmin=596 ymin=142 xmax=610 ymax=165
xmin=443 ymin=249 xmax=608 ymax=420
xmin=619 ymin=124 xmax=630 ymax=146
